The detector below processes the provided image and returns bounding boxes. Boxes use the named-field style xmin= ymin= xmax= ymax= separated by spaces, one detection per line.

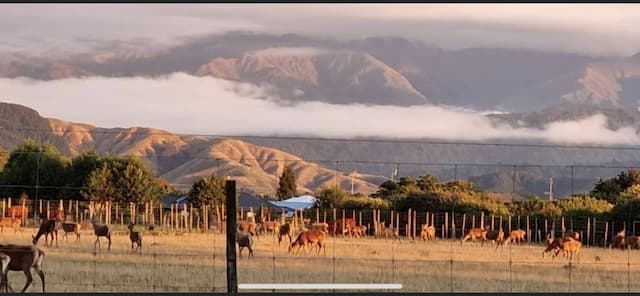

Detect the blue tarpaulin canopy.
xmin=269 ymin=195 xmax=317 ymax=212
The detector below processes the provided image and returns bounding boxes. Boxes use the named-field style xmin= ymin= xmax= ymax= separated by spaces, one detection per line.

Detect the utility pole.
xmin=545 ymin=178 xmax=554 ymax=201
xmin=350 ymin=171 xmax=357 ymax=195
xmin=225 ymin=180 xmax=238 ymax=293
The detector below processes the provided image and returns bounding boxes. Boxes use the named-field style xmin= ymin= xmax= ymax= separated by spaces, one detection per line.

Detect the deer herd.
xmin=0 ymin=209 xmax=146 ymax=293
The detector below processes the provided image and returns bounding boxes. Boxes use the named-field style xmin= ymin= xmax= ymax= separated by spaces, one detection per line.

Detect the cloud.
xmin=247 ymin=47 xmax=327 ymax=57
xmin=1 ymin=4 xmax=639 ymax=56
xmin=1 ymin=74 xmax=639 ymax=146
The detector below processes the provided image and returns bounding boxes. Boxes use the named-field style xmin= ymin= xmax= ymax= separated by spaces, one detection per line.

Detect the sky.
xmin=1 ymin=4 xmax=639 ymax=57
xmin=1 ymin=4 xmax=640 ymax=144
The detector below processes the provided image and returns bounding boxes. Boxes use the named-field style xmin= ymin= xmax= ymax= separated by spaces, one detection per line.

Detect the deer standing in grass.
xmin=0 ymin=244 xmax=45 ymax=293
xmin=31 ymin=219 xmax=58 ymax=248
xmin=0 ymin=218 xmax=21 ymax=236
xmin=128 ymin=224 xmax=142 ymax=254
xmin=56 ymin=222 xmax=81 ymax=243
xmin=91 ymin=218 xmax=111 ymax=252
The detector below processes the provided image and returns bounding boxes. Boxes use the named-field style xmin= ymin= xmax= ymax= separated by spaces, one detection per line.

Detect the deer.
xmin=31 ymin=219 xmax=58 ymax=248
xmin=56 ymin=222 xmax=81 ymax=243
xmin=0 ymin=244 xmax=45 ymax=293
xmin=277 ymin=223 xmax=294 ymax=246
xmin=461 ymin=228 xmax=487 ymax=245
xmin=236 ymin=230 xmax=254 ymax=258
xmin=289 ymin=230 xmax=327 ymax=256
xmin=259 ymin=217 xmax=280 ymax=236
xmin=128 ymin=224 xmax=142 ymax=254
xmin=91 ymin=218 xmax=111 ymax=252
xmin=502 ymin=229 xmax=526 ymax=246
xmin=0 ymin=218 xmax=21 ymax=235
xmin=421 ymin=224 xmax=436 ymax=241
xmin=542 ymin=232 xmax=580 ymax=259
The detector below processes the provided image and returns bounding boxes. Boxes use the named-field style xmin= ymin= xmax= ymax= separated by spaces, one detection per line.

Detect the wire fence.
xmin=7 ymin=229 xmax=640 ymax=293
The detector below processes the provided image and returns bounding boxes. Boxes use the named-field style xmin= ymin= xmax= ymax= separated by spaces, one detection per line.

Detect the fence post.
xmin=480 ymin=212 xmax=485 ymax=229
xmin=593 ymin=217 xmax=597 ymax=247
xmin=604 ymin=222 xmax=609 ymax=248
xmin=587 ymin=218 xmax=591 ymax=247
xmin=445 ymin=212 xmax=449 ymax=239
xmin=225 ymin=180 xmax=238 ymax=293
xmin=526 ymin=216 xmax=530 ymax=243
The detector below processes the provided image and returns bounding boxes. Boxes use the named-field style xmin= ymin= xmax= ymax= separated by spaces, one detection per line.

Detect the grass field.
xmin=1 ymin=226 xmax=640 ymax=292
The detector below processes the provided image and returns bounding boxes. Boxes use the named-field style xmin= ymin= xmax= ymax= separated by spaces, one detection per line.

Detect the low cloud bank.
xmin=1 ymin=73 xmax=638 ymax=145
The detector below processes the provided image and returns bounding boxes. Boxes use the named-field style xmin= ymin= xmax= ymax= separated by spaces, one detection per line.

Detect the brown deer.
xmin=461 ymin=228 xmax=487 ymax=245
xmin=555 ymin=238 xmax=582 ymax=262
xmin=609 ymin=229 xmax=627 ymax=250
xmin=56 ymin=222 xmax=81 ymax=243
xmin=542 ymin=232 xmax=580 ymax=258
xmin=0 ymin=244 xmax=45 ymax=293
xmin=502 ymin=229 xmax=526 ymax=246
xmin=0 ymin=218 xmax=21 ymax=235
xmin=128 ymin=224 xmax=142 ymax=254
xmin=277 ymin=223 xmax=294 ymax=246
xmin=91 ymin=218 xmax=111 ymax=252
xmin=31 ymin=219 xmax=58 ymax=248
xmin=289 ymin=230 xmax=327 ymax=256
xmin=421 ymin=225 xmax=436 ymax=241
xmin=259 ymin=217 xmax=280 ymax=235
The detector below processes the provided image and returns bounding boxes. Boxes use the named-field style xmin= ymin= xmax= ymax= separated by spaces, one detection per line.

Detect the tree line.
xmin=2 ymin=139 xmax=640 ymax=224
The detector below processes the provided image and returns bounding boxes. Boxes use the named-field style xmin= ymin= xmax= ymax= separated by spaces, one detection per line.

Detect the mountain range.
xmin=2 ymin=32 xmax=640 ymax=111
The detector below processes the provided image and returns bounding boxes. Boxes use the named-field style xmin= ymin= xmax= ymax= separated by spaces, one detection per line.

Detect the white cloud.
xmin=248 ymin=47 xmax=327 ymax=57
xmin=1 ymin=4 xmax=639 ymax=56
xmin=1 ymin=74 xmax=638 ymax=146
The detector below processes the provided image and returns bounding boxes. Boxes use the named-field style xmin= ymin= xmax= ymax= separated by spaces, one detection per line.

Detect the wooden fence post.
xmin=445 ymin=212 xmax=449 ymax=239
xmin=604 ymin=222 xmax=608 ymax=248
xmin=526 ymin=216 xmax=530 ymax=243
xmin=587 ymin=218 xmax=591 ymax=247
xmin=593 ymin=217 xmax=597 ymax=247
xmin=462 ymin=214 xmax=466 ymax=236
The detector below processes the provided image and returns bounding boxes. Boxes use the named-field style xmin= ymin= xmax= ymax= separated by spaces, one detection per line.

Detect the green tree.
xmin=112 ymin=156 xmax=160 ymax=204
xmin=62 ymin=149 xmax=103 ymax=200
xmin=591 ymin=169 xmax=640 ymax=204
xmin=315 ymin=186 xmax=349 ymax=209
xmin=374 ymin=180 xmax=402 ymax=199
xmin=416 ymin=174 xmax=438 ymax=192
xmin=0 ymin=140 xmax=69 ymax=199
xmin=276 ymin=166 xmax=297 ymax=201
xmin=81 ymin=165 xmax=115 ymax=203
xmin=188 ymin=174 xmax=226 ymax=208
xmin=0 ymin=147 xmax=8 ymax=171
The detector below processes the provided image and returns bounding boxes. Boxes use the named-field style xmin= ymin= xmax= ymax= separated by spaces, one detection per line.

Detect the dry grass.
xmin=1 ymin=227 xmax=640 ymax=292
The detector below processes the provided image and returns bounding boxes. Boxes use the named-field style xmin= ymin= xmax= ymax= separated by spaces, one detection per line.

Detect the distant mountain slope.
xmin=196 ymin=49 xmax=427 ymax=105
xmin=4 ymin=32 xmax=640 ymax=112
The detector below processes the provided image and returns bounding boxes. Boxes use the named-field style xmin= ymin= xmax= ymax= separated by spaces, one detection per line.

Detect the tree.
xmin=276 ymin=166 xmax=297 ymax=201
xmin=417 ymin=174 xmax=439 ymax=192
xmin=188 ymin=174 xmax=226 ymax=208
xmin=0 ymin=140 xmax=69 ymax=199
xmin=315 ymin=186 xmax=348 ymax=209
xmin=62 ymin=149 xmax=103 ymax=200
xmin=591 ymin=169 xmax=640 ymax=204
xmin=112 ymin=157 xmax=160 ymax=204
xmin=81 ymin=165 xmax=115 ymax=203
xmin=0 ymin=146 xmax=8 ymax=171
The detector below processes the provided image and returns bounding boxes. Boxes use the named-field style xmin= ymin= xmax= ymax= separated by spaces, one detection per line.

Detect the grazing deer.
xmin=128 ymin=224 xmax=142 ymax=254
xmin=236 ymin=230 xmax=254 ymax=258
xmin=56 ymin=222 xmax=81 ymax=243
xmin=461 ymin=228 xmax=487 ymax=245
xmin=0 ymin=218 xmax=21 ymax=235
xmin=32 ymin=219 xmax=58 ymax=248
xmin=609 ymin=229 xmax=627 ymax=250
xmin=0 ymin=244 xmax=45 ymax=293
xmin=421 ymin=224 xmax=436 ymax=241
xmin=91 ymin=218 xmax=111 ymax=252
xmin=502 ymin=229 xmax=526 ymax=246
xmin=289 ymin=230 xmax=327 ymax=256
xmin=542 ymin=232 xmax=579 ymax=259
xmin=277 ymin=223 xmax=294 ymax=246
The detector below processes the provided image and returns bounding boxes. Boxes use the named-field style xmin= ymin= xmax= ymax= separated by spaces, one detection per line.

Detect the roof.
xmin=161 ymin=194 xmax=189 ymax=208
xmin=269 ymin=195 xmax=317 ymax=211
xmin=238 ymin=192 xmax=277 ymax=210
